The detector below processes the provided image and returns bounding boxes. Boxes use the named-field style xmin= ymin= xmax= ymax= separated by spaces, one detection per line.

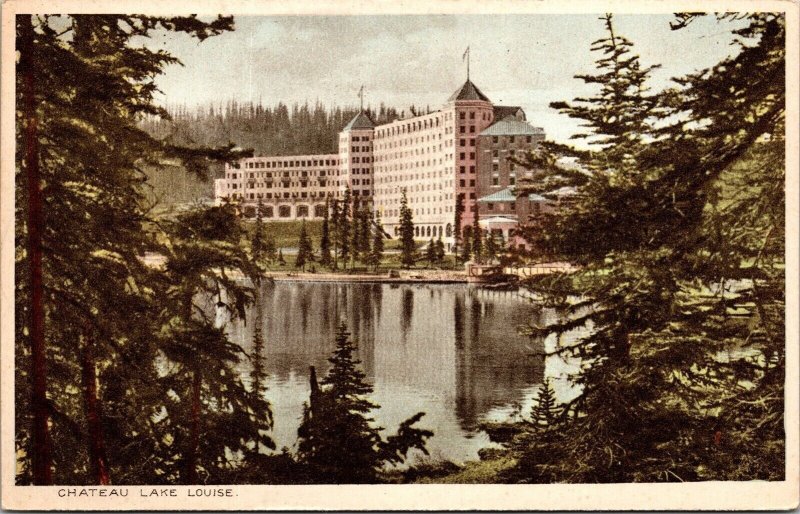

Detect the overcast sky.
xmin=148 ymin=14 xmax=745 ymax=144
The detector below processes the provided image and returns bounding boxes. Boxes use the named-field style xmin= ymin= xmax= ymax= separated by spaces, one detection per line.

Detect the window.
xmin=470 ymin=139 xmax=476 ymax=146
xmin=510 ymin=136 xmax=515 ymax=143
xmin=493 ymin=150 xmax=499 ymax=157
xmin=460 ymin=179 xmax=465 ymax=187
xmin=263 ymin=206 xmax=274 ymax=217
xmin=470 ymin=166 xmax=475 ymax=174
xmin=487 ymin=203 xmax=494 ymax=210
xmin=460 ymin=152 xmax=466 ymax=160
xmin=510 ymin=176 xmax=516 ymax=185
xmin=492 ymin=177 xmax=499 ymax=185
xmin=460 ymin=126 xmax=466 ymax=133
xmin=460 ymin=166 xmax=465 ymax=174
xmin=510 ymin=202 xmax=516 ymax=211
xmin=279 ymin=205 xmax=291 ymax=217
xmin=526 ymin=136 xmax=532 ymax=143
xmin=469 ymin=126 xmax=475 ymax=133
xmin=297 ymin=205 xmax=309 ymax=217
xmin=459 ymin=112 xmax=465 ymax=120
xmin=460 ymin=139 xmax=466 ymax=146
xmin=469 ymin=112 xmax=475 ymax=119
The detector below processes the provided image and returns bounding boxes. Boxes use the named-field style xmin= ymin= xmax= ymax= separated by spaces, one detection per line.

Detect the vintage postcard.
xmin=1 ymin=0 xmax=798 ymax=510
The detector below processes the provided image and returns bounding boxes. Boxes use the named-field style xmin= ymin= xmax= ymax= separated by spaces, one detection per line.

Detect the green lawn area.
xmin=242 ymin=219 xmax=324 ymax=249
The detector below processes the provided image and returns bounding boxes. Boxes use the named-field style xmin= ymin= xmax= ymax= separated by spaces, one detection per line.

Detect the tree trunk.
xmin=19 ymin=14 xmax=53 ymax=485
xmin=185 ymin=371 xmax=201 ymax=484
xmin=80 ymin=334 xmax=110 ymax=485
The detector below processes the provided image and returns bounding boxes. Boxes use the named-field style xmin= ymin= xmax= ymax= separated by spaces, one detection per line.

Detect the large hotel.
xmin=214 ymin=79 xmax=551 ymax=244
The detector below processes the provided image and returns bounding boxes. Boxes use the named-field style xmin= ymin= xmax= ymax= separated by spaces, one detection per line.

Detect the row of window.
xmin=239 ymin=158 xmax=338 ymax=169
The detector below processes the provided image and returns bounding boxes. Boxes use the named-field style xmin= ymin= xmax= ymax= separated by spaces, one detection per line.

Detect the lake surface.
xmin=223 ymin=282 xmax=586 ymax=464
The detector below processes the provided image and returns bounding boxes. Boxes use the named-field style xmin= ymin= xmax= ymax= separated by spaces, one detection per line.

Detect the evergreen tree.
xmin=434 ymin=237 xmax=446 ymax=265
xmin=296 ymin=324 xmax=432 ymax=483
xmin=368 ymin=211 xmax=385 ymax=272
xmin=399 ymin=190 xmax=416 ymax=269
xmin=296 ymin=220 xmax=313 ymax=271
xmin=338 ymin=188 xmax=352 ymax=268
xmin=425 ymin=239 xmax=436 ymax=267
xmin=530 ymin=379 xmax=560 ymax=429
xmin=277 ymin=249 xmax=286 ymax=266
xmin=319 ymin=197 xmax=332 ymax=267
xmin=485 ymin=230 xmax=498 ymax=263
xmin=264 ymin=234 xmax=277 ymax=265
xmin=330 ymin=199 xmax=341 ymax=270
xmin=460 ymin=229 xmax=472 ymax=263
xmin=251 ymin=200 xmax=265 ymax=268
xmin=501 ymin=13 xmax=786 ymax=483
xmin=453 ymin=193 xmax=465 ymax=257
xmin=15 ymin=14 xmax=258 ymax=485
xmin=471 ymin=215 xmax=483 ymax=264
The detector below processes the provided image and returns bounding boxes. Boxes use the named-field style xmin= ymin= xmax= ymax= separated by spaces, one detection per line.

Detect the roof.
xmin=480 ymin=116 xmax=545 ymax=137
xmin=528 ymin=193 xmax=548 ymax=202
xmin=477 ymin=187 xmax=516 ymax=203
xmin=343 ymin=111 xmax=375 ymax=130
xmin=448 ymin=80 xmax=491 ymax=102
xmin=493 ymin=105 xmax=526 ymax=121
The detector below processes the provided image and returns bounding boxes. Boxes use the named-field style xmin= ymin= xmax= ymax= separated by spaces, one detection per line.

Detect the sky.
xmin=147 ymin=14 xmax=745 ymax=144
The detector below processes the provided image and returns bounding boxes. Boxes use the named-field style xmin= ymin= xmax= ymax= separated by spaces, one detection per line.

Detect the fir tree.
xmin=500 ymin=13 xmax=786 ymax=483
xmin=399 ymin=190 xmax=416 ymax=269
xmin=530 ymin=379 xmax=560 ymax=429
xmin=434 ymin=237 xmax=446 ymax=264
xmin=471 ymin=215 xmax=483 ymax=264
xmin=264 ymin=234 xmax=277 ymax=265
xmin=277 ymin=249 xmax=286 ymax=266
xmin=485 ymin=230 xmax=498 ymax=263
xmin=425 ymin=239 xmax=436 ymax=267
xmin=319 ymin=198 xmax=332 ymax=267
xmin=296 ymin=220 xmax=313 ymax=271
xmin=368 ymin=211 xmax=385 ymax=272
xmin=338 ymin=189 xmax=352 ymax=268
xmin=329 ymin=199 xmax=341 ymax=270
xmin=251 ymin=200 xmax=265 ymax=268
xmin=460 ymin=229 xmax=472 ymax=263
xmin=296 ymin=324 xmax=432 ymax=483
xmin=453 ymin=193 xmax=465 ymax=257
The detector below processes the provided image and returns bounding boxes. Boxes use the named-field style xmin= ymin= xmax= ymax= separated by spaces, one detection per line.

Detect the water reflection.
xmin=226 ymin=282 xmax=580 ymax=463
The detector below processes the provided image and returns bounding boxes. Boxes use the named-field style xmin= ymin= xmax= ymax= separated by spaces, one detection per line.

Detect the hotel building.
xmin=214 ymin=79 xmax=546 ymax=244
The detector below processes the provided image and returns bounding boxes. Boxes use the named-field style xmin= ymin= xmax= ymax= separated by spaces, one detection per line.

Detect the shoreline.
xmin=266 ymin=270 xmax=471 ymax=284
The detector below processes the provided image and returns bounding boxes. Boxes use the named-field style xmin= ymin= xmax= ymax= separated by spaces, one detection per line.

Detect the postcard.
xmin=1 ymin=0 xmax=798 ymax=510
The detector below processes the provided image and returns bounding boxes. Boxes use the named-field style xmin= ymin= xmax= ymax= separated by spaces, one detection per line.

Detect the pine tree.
xmin=296 ymin=324 xmax=432 ymax=483
xmin=471 ymin=215 xmax=483 ymax=264
xmin=434 ymin=237 xmax=446 ymax=264
xmin=264 ymin=234 xmax=277 ymax=265
xmin=500 ymin=13 xmax=787 ymax=483
xmin=530 ymin=379 xmax=559 ymax=429
xmin=319 ymin=198 xmax=332 ymax=267
xmin=460 ymin=229 xmax=472 ymax=263
xmin=425 ymin=239 xmax=436 ymax=267
xmin=329 ymin=199 xmax=341 ymax=270
xmin=296 ymin=220 xmax=313 ymax=271
xmin=485 ymin=230 xmax=498 ymax=263
xmin=339 ymin=189 xmax=351 ymax=268
xmin=277 ymin=249 xmax=286 ymax=266
xmin=368 ymin=211 xmax=384 ymax=272
xmin=252 ymin=200 xmax=265 ymax=268
xmin=453 ymin=193 xmax=465 ymax=257
xmin=399 ymin=190 xmax=416 ymax=269
xmin=15 ymin=14 xmax=258 ymax=486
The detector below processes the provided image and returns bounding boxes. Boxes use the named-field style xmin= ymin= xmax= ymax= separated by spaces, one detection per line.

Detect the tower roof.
xmin=343 ymin=111 xmax=375 ymax=130
xmin=448 ymin=80 xmax=491 ymax=102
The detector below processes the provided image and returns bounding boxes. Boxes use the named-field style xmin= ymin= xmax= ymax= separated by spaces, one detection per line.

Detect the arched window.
xmin=438 ymin=226 xmax=443 ymax=237
xmin=279 ymin=205 xmax=291 ymax=218
xmin=426 ymin=226 xmax=431 ymax=237
xmin=414 ymin=226 xmax=419 ymax=237
xmin=314 ymin=204 xmax=326 ymax=217
xmin=297 ymin=205 xmax=309 ymax=218
xmin=263 ymin=206 xmax=274 ymax=218
xmin=445 ymin=223 xmax=452 ymax=238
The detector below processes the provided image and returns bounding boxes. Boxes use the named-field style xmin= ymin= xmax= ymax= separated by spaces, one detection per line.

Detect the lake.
xmin=223 ymin=281 xmax=586 ymax=465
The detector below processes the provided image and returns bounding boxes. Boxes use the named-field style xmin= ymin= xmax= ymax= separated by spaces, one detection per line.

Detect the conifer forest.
xmin=13 ymin=12 xmax=786 ymax=487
